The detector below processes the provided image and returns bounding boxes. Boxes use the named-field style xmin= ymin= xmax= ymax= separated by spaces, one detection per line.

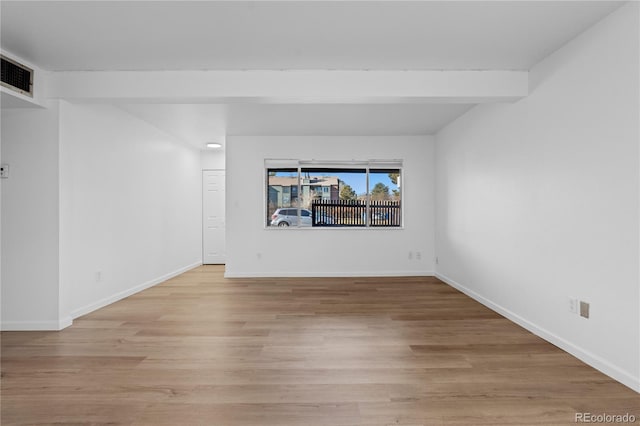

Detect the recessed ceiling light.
xmin=206 ymin=142 xmax=222 ymax=149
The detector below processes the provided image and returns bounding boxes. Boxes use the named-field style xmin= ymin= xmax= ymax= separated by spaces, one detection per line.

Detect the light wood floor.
xmin=2 ymin=266 xmax=638 ymax=425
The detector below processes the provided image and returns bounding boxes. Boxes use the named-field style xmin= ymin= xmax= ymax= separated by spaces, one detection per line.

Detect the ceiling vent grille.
xmin=1 ymin=55 xmax=33 ymax=97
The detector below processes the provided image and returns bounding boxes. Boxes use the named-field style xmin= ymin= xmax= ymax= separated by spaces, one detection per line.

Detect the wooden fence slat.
xmin=311 ymin=199 xmax=400 ymax=227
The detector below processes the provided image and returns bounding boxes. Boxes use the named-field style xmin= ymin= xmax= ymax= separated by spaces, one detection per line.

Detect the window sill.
xmin=264 ymin=226 xmax=404 ymax=231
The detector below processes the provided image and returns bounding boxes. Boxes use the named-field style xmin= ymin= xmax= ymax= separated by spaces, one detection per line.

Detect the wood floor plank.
xmin=2 ymin=265 xmax=638 ymax=425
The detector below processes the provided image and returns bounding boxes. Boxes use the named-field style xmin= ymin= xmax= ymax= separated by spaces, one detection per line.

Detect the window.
xmin=266 ymin=160 xmax=402 ymax=228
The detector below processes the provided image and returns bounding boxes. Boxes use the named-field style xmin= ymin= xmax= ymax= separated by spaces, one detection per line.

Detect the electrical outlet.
xmin=569 ymin=298 xmax=578 ymax=314
xmin=416 ymin=251 xmax=422 ymax=260
xmin=95 ymin=271 xmax=102 ymax=283
xmin=580 ymin=301 xmax=590 ymax=319
xmin=0 ymin=164 xmax=9 ymax=179
xmin=408 ymin=251 xmax=413 ymax=260
xmin=435 ymin=257 xmax=439 ymax=265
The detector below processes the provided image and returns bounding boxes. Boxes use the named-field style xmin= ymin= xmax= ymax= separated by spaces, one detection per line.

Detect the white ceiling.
xmin=118 ymin=103 xmax=474 ymax=145
xmin=0 ymin=1 xmax=624 ymax=145
xmin=1 ymin=1 xmax=623 ymax=71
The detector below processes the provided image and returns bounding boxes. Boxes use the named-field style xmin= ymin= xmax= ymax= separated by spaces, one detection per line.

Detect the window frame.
xmin=265 ymin=159 xmax=403 ymax=230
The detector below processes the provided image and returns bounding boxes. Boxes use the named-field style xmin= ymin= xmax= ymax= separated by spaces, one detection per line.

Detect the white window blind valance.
xmin=265 ymin=159 xmax=403 ymax=169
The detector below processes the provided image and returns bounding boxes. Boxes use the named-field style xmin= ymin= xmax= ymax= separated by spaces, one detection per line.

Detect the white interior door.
xmin=203 ymin=170 xmax=226 ymax=264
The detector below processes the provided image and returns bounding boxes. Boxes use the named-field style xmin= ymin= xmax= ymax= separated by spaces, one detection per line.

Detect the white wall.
xmin=59 ymin=102 xmax=202 ymax=320
xmin=435 ymin=3 xmax=639 ymax=392
xmin=1 ymin=101 xmax=65 ymax=329
xmin=225 ymin=135 xmax=434 ymax=277
xmin=201 ymin=149 xmax=225 ymax=170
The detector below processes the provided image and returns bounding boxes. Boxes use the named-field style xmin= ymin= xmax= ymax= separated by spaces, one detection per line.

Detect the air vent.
xmin=1 ymin=55 xmax=33 ymax=97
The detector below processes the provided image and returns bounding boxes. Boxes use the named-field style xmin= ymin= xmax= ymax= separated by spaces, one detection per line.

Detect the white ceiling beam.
xmin=45 ymin=70 xmax=528 ymax=104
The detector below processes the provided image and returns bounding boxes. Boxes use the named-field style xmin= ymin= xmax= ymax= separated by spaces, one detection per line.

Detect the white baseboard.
xmin=436 ymin=272 xmax=640 ymax=394
xmin=2 ymin=262 xmax=203 ymax=331
xmin=224 ymin=270 xmax=434 ymax=278
xmin=1 ymin=316 xmax=72 ymax=331
xmin=70 ymin=261 xmax=202 ymax=320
